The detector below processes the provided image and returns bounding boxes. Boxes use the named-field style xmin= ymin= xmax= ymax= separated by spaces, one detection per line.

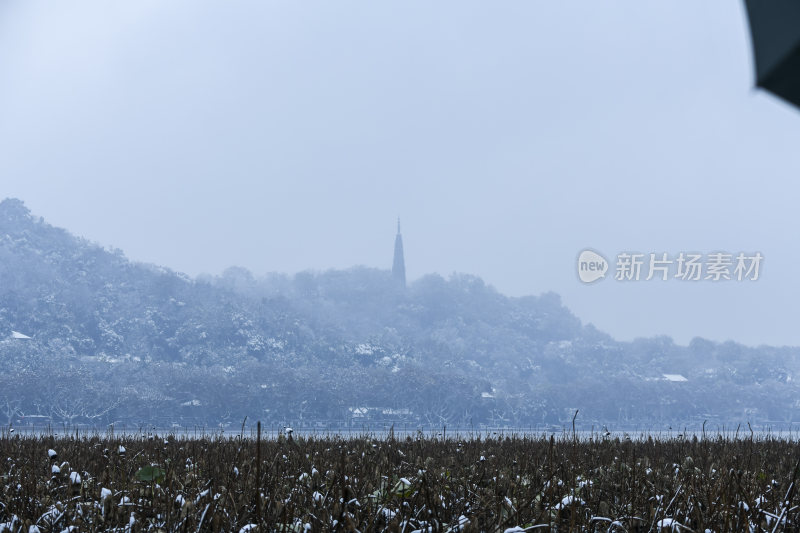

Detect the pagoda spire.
xmin=392 ymin=217 xmax=406 ymax=287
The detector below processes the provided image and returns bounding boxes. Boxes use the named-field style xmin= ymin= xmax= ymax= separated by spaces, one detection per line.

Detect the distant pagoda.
xmin=392 ymin=218 xmax=406 ymax=287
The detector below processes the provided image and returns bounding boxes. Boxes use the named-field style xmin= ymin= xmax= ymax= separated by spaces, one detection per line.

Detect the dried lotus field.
xmin=1 ymin=430 xmax=799 ymax=532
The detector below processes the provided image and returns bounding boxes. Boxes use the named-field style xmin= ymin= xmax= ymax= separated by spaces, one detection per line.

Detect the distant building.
xmin=392 ymin=217 xmax=406 ymax=287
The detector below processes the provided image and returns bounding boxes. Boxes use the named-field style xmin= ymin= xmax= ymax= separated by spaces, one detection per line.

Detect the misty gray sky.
xmin=2 ymin=1 xmax=799 ymax=347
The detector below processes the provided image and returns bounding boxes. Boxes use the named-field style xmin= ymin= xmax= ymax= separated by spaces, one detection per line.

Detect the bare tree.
xmin=1 ymin=397 xmax=22 ymax=425
xmin=46 ymin=396 xmax=120 ymax=425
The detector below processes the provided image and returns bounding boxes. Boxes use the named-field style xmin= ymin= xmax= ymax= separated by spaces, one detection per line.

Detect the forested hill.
xmin=0 ymin=197 xmax=798 ymax=429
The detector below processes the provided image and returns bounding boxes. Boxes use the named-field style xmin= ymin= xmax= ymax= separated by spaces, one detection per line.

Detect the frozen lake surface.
xmin=4 ymin=423 xmax=800 ymax=441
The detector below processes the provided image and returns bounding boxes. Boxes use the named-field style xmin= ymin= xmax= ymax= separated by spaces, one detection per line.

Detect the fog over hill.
xmin=0 ymin=198 xmax=797 ymax=430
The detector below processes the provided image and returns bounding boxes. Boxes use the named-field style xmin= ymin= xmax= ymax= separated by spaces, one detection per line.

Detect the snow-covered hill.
xmin=0 ymin=198 xmax=798 ymax=429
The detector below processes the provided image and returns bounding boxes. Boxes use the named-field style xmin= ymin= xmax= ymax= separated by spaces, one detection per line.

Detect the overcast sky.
xmin=2 ymin=1 xmax=799 ymax=346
